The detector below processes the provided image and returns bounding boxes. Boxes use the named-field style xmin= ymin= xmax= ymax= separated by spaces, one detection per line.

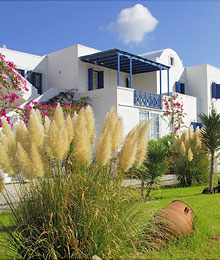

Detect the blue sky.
xmin=1 ymin=1 xmax=220 ymax=68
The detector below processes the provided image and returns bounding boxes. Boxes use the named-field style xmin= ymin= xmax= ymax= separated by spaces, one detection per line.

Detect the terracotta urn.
xmin=147 ymin=200 xmax=194 ymax=250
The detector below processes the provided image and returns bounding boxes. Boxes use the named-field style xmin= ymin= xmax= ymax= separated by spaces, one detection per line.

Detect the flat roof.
xmin=80 ymin=49 xmax=169 ymax=74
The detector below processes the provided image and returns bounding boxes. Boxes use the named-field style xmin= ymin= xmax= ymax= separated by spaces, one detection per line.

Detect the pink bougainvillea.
xmin=162 ymin=93 xmax=186 ymax=134
xmin=0 ymin=54 xmax=90 ymax=126
xmin=0 ymin=53 xmax=28 ymax=126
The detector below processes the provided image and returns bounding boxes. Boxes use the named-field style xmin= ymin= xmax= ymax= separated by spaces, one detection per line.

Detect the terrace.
xmin=80 ymin=49 xmax=170 ymax=109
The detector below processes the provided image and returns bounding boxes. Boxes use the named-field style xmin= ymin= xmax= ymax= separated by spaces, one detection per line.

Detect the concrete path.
xmin=0 ymin=175 xmax=178 ymax=212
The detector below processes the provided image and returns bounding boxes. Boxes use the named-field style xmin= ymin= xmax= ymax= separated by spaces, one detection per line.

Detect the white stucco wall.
xmin=185 ymin=64 xmax=208 ymax=117
xmin=156 ymin=49 xmax=185 ymax=95
xmin=47 ymin=45 xmax=79 ymax=91
xmin=133 ymin=71 xmax=157 ymax=93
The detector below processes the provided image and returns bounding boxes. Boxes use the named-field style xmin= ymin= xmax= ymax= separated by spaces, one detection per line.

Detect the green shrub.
xmin=137 ymin=140 xmax=169 ymax=199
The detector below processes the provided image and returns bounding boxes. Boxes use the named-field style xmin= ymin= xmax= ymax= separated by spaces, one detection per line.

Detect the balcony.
xmin=134 ymin=90 xmax=162 ymax=109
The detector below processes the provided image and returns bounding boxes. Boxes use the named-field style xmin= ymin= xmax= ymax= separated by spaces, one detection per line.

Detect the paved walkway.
xmin=0 ymin=175 xmax=178 ymax=212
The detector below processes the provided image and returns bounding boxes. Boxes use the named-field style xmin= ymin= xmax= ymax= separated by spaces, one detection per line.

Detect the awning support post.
xmin=129 ymin=57 xmax=132 ymax=88
xmin=117 ymin=53 xmax=120 ymax=86
xmin=167 ymin=69 xmax=170 ymax=96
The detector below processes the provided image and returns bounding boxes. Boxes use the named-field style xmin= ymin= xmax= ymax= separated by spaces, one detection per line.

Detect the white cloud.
xmin=108 ymin=4 xmax=158 ymax=45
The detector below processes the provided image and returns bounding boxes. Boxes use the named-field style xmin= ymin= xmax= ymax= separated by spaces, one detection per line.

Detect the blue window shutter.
xmin=98 ymin=71 xmax=104 ymax=89
xmin=18 ymin=69 xmax=25 ymax=77
xmin=175 ymin=82 xmax=181 ymax=93
xmin=38 ymin=73 xmax=42 ymax=94
xmin=197 ymin=123 xmax=203 ymax=129
xmin=88 ymin=68 xmax=93 ymax=91
xmin=180 ymin=83 xmax=185 ymax=94
xmin=191 ymin=122 xmax=197 ymax=132
xmin=212 ymin=82 xmax=217 ymax=98
xmin=216 ymin=84 xmax=220 ymax=99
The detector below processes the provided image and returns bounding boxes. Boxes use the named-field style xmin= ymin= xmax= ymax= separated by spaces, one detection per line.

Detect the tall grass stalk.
xmin=6 ymin=164 xmax=137 ymax=259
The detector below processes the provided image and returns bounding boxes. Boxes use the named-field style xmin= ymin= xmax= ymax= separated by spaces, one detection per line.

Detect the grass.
xmin=0 ymin=211 xmax=16 ymax=259
xmin=1 ymin=185 xmax=220 ymax=259
xmin=131 ymin=185 xmax=220 ymax=260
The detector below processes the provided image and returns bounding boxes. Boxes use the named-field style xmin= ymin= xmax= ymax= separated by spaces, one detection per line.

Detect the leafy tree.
xmin=199 ymin=108 xmax=220 ymax=193
xmin=138 ymin=141 xmax=169 ymax=199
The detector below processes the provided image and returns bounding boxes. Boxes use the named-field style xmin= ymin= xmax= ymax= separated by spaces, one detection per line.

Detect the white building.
xmin=1 ymin=44 xmax=219 ymax=139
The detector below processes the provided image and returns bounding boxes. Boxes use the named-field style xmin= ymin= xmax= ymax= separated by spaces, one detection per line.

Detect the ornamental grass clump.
xmin=173 ymin=126 xmax=209 ymax=187
xmin=1 ymin=105 xmax=149 ymax=259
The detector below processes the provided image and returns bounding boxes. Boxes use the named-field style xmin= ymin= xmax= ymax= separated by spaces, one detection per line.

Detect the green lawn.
xmin=0 ymin=211 xmax=16 ymax=259
xmin=1 ymin=186 xmax=220 ymax=259
xmin=131 ymin=185 xmax=220 ymax=260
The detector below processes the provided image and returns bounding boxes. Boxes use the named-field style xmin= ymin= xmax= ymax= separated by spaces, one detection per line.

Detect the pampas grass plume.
xmin=112 ymin=117 xmax=123 ymax=154
xmin=134 ymin=120 xmax=150 ymax=168
xmin=85 ymin=105 xmax=96 ymax=146
xmin=2 ymin=118 xmax=13 ymax=140
xmin=102 ymin=107 xmax=117 ymax=135
xmin=66 ymin=114 xmax=73 ymax=144
xmin=28 ymin=109 xmax=44 ymax=148
xmin=188 ymin=147 xmax=193 ymax=162
xmin=30 ymin=142 xmax=44 ymax=177
xmin=17 ymin=142 xmax=33 ymax=179
xmin=96 ymin=130 xmax=112 ymax=167
xmin=15 ymin=121 xmax=30 ymax=152
xmin=119 ymin=127 xmax=138 ymax=172
xmin=44 ymin=116 xmax=51 ymax=135
xmin=54 ymin=103 xmax=65 ymax=129
xmin=189 ymin=125 xmax=194 ymax=140
xmin=72 ymin=111 xmax=78 ymax=137
xmin=73 ymin=108 xmax=92 ymax=165
xmin=45 ymin=120 xmax=58 ymax=159
xmin=0 ymin=143 xmax=13 ymax=175
xmin=180 ymin=141 xmax=186 ymax=156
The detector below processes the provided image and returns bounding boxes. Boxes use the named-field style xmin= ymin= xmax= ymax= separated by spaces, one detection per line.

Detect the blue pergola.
xmin=80 ymin=49 xmax=170 ymax=96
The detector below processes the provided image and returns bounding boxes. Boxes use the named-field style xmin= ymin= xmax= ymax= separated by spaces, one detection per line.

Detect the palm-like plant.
xmin=138 ymin=141 xmax=169 ymax=199
xmin=199 ymin=108 xmax=220 ymax=193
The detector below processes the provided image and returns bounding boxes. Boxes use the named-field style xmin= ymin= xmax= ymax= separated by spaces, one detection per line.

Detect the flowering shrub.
xmin=0 ymin=53 xmax=28 ymax=126
xmin=163 ymin=93 xmax=186 ymax=134
xmin=17 ymin=92 xmax=90 ymax=124
xmin=0 ymin=53 xmax=89 ymax=126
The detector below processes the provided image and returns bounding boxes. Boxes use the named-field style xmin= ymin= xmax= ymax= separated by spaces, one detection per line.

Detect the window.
xmin=139 ymin=111 xmax=159 ymax=140
xmin=26 ymin=71 xmax=42 ymax=94
xmin=17 ymin=69 xmax=25 ymax=77
xmin=211 ymin=82 xmax=220 ymax=99
xmin=93 ymin=70 xmax=98 ymax=90
xmin=32 ymin=72 xmax=42 ymax=94
xmin=175 ymin=82 xmax=185 ymax=94
xmin=169 ymin=56 xmax=174 ymax=66
xmin=88 ymin=68 xmax=104 ymax=91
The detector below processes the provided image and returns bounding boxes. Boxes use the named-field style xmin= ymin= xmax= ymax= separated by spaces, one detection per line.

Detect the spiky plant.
xmin=138 ymin=141 xmax=169 ymax=199
xmin=199 ymin=108 xmax=220 ymax=193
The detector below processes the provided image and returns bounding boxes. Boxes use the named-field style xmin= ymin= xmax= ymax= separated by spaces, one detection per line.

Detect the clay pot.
xmin=146 ymin=200 xmax=194 ymax=250
xmin=155 ymin=200 xmax=193 ymax=236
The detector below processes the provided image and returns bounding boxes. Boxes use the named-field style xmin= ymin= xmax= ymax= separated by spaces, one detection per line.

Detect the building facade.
xmin=1 ymin=44 xmax=219 ymax=139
